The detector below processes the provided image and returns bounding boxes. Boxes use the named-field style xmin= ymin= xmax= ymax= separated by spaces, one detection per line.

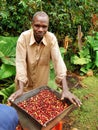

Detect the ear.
xmin=31 ymin=22 xmax=34 ymax=28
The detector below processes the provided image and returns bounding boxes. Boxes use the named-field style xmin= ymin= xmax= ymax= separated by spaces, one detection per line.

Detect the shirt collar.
xmin=29 ymin=29 xmax=47 ymax=46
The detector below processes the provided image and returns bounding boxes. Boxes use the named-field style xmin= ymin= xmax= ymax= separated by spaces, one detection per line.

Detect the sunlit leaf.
xmin=0 ymin=64 xmax=16 ymax=79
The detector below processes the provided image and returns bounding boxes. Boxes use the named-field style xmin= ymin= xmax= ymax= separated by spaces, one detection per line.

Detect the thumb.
xmin=61 ymin=93 xmax=64 ymax=100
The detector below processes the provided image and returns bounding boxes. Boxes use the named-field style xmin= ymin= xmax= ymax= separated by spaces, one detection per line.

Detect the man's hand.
xmin=8 ymin=89 xmax=23 ymax=102
xmin=8 ymin=80 xmax=25 ymax=102
xmin=61 ymin=76 xmax=82 ymax=107
xmin=61 ymin=90 xmax=82 ymax=107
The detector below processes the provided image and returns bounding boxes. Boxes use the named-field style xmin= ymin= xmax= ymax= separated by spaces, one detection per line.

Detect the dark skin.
xmin=8 ymin=13 xmax=82 ymax=107
xmin=33 ymin=15 xmax=49 ymax=43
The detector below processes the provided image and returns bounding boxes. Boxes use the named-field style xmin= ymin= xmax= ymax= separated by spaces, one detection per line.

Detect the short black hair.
xmin=32 ymin=11 xmax=49 ymax=22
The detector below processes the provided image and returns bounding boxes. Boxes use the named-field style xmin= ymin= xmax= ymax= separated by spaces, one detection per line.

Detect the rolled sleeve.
xmin=51 ymin=35 xmax=67 ymax=86
xmin=15 ymin=33 xmax=28 ymax=85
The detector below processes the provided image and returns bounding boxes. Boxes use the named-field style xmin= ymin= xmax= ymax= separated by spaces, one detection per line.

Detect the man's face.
xmin=32 ymin=15 xmax=49 ymax=40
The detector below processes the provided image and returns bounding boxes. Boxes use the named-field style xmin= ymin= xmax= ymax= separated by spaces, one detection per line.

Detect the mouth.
xmin=35 ymin=33 xmax=45 ymax=38
xmin=37 ymin=32 xmax=44 ymax=36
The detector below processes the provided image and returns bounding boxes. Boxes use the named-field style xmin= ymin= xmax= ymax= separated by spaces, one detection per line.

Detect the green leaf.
xmin=1 ymin=57 xmax=15 ymax=66
xmin=0 ymin=64 xmax=16 ymax=80
xmin=95 ymin=51 xmax=98 ymax=67
xmin=0 ymin=36 xmax=17 ymax=57
xmin=0 ymin=51 xmax=4 ymax=58
xmin=0 ymin=92 xmax=7 ymax=103
xmin=71 ymin=55 xmax=91 ymax=65
xmin=60 ymin=47 xmax=65 ymax=59
xmin=0 ymin=83 xmax=15 ymax=103
xmin=80 ymin=67 xmax=88 ymax=74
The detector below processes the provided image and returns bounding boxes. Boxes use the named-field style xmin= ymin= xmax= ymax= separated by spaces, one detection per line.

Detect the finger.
xmin=8 ymin=94 xmax=16 ymax=102
xmin=73 ymin=98 xmax=82 ymax=107
xmin=76 ymin=99 xmax=82 ymax=107
xmin=61 ymin=96 xmax=64 ymax=100
xmin=8 ymin=97 xmax=14 ymax=102
xmin=7 ymin=100 xmax=12 ymax=106
xmin=67 ymin=97 xmax=77 ymax=106
xmin=61 ymin=93 xmax=65 ymax=100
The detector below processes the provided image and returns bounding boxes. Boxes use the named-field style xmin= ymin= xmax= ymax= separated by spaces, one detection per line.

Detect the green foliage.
xmin=0 ymin=64 xmax=15 ymax=80
xmin=85 ymin=31 xmax=98 ymax=67
xmin=59 ymin=47 xmax=65 ymax=59
xmin=71 ymin=48 xmax=91 ymax=65
xmin=95 ymin=51 xmax=98 ymax=67
xmin=0 ymin=0 xmax=98 ymax=42
xmin=0 ymin=0 xmax=43 ymax=36
xmin=0 ymin=36 xmax=17 ymax=103
xmin=0 ymin=36 xmax=17 ymax=56
xmin=0 ymin=83 xmax=15 ymax=103
xmin=86 ymin=32 xmax=98 ymax=51
xmin=0 ymin=36 xmax=17 ymax=79
xmin=70 ymin=31 xmax=98 ymax=74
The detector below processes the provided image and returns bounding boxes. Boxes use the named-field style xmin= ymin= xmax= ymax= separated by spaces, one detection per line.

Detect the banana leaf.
xmin=0 ymin=36 xmax=17 ymax=80
xmin=0 ymin=38 xmax=16 ymax=57
xmin=0 ymin=64 xmax=16 ymax=79
xmin=0 ymin=83 xmax=15 ymax=103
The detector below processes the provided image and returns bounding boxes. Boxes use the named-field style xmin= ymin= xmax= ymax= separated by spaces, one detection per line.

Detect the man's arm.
xmin=50 ymin=34 xmax=82 ymax=107
xmin=61 ymin=76 xmax=82 ymax=107
xmin=9 ymin=33 xmax=27 ymax=101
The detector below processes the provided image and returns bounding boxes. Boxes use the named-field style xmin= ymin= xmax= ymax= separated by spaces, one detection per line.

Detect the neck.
xmin=36 ymin=38 xmax=42 ymax=44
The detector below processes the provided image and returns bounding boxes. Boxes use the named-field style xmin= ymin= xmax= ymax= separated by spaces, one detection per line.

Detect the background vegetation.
xmin=0 ymin=0 xmax=98 ymax=39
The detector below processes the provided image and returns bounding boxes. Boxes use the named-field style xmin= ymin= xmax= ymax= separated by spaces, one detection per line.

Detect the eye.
xmin=34 ymin=25 xmax=40 ymax=28
xmin=34 ymin=24 xmax=48 ymax=29
xmin=42 ymin=25 xmax=47 ymax=29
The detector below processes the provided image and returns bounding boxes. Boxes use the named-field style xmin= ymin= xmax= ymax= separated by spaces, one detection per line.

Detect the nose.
xmin=38 ymin=27 xmax=43 ymax=32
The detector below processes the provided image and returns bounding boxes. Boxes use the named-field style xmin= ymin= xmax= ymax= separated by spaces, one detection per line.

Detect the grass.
xmin=48 ymin=73 xmax=98 ymax=130
xmin=71 ymin=76 xmax=98 ymax=130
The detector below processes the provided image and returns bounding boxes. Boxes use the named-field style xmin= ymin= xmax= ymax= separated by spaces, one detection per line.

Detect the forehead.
xmin=33 ymin=15 xmax=49 ymax=25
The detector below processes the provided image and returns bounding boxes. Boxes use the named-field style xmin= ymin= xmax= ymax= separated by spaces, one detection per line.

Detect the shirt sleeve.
xmin=50 ymin=34 xmax=67 ymax=87
xmin=15 ymin=33 xmax=28 ymax=86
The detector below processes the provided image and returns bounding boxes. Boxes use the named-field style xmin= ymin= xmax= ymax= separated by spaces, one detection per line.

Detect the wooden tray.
xmin=11 ymin=86 xmax=76 ymax=130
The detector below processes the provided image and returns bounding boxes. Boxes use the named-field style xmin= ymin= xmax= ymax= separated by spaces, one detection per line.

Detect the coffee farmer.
xmin=9 ymin=11 xmax=82 ymax=106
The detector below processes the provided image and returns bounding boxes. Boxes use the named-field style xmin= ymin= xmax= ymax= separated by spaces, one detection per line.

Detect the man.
xmin=0 ymin=104 xmax=19 ymax=130
xmin=9 ymin=11 xmax=82 ymax=107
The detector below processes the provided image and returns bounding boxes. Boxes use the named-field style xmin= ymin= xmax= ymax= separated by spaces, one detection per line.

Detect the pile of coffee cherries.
xmin=17 ymin=89 xmax=68 ymax=125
